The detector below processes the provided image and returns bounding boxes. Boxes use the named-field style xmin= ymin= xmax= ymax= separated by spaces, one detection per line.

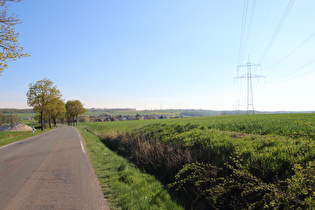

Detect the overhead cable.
xmin=238 ymin=0 xmax=249 ymax=65
xmin=268 ymin=58 xmax=315 ymax=83
xmin=259 ymin=0 xmax=295 ymax=64
xmin=242 ymin=0 xmax=257 ymax=64
xmin=265 ymin=31 xmax=315 ymax=69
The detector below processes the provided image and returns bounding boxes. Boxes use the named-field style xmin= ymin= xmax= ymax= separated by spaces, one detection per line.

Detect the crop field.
xmin=82 ymin=113 xmax=315 ymax=209
xmin=85 ymin=109 xmax=183 ymax=117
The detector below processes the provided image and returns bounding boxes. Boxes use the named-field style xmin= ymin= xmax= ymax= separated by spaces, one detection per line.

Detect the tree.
xmin=65 ymin=100 xmax=86 ymax=126
xmin=46 ymin=98 xmax=66 ymax=128
xmin=26 ymin=78 xmax=62 ymax=130
xmin=52 ymin=99 xmax=66 ymax=126
xmin=0 ymin=0 xmax=30 ymax=76
xmin=0 ymin=113 xmax=20 ymax=124
xmin=78 ymin=115 xmax=90 ymax=122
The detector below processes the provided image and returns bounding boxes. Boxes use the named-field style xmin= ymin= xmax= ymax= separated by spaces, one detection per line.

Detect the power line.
xmin=268 ymin=58 xmax=315 ymax=83
xmin=238 ymin=0 xmax=257 ymax=65
xmin=242 ymin=0 xmax=257 ymax=63
xmin=238 ymin=0 xmax=249 ymax=64
xmin=266 ymin=31 xmax=315 ymax=69
xmin=259 ymin=0 xmax=295 ymax=64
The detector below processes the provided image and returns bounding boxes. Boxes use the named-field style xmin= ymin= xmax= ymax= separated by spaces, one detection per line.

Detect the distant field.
xmin=16 ymin=113 xmax=36 ymax=119
xmin=83 ymin=113 xmax=315 ymax=135
xmin=85 ymin=109 xmax=183 ymax=116
xmin=82 ymin=113 xmax=315 ymax=209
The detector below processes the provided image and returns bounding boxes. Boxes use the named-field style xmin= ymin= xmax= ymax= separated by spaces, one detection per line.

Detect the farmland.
xmin=82 ymin=113 xmax=315 ymax=209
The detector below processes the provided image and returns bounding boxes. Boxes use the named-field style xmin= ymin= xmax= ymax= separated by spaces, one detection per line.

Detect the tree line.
xmin=0 ymin=109 xmax=35 ymax=114
xmin=26 ymin=78 xmax=86 ymax=130
xmin=0 ymin=113 xmax=20 ymax=124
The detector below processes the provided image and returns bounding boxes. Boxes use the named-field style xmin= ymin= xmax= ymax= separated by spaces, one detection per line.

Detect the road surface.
xmin=0 ymin=125 xmax=109 ymax=210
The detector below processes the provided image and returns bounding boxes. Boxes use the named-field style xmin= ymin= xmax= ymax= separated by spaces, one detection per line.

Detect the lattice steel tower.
xmin=234 ymin=59 xmax=264 ymax=114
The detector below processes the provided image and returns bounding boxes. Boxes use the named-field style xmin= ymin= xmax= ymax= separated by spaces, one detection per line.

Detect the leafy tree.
xmin=136 ymin=113 xmax=141 ymax=120
xmin=79 ymin=115 xmax=90 ymax=122
xmin=0 ymin=0 xmax=30 ymax=76
xmin=26 ymin=78 xmax=62 ymax=130
xmin=46 ymin=98 xmax=66 ymax=128
xmin=52 ymin=99 xmax=66 ymax=126
xmin=65 ymin=100 xmax=86 ymax=126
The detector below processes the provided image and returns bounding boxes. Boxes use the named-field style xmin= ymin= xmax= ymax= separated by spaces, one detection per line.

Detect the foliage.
xmin=0 ymin=0 xmax=30 ymax=76
xmin=78 ymin=115 xmax=90 ymax=122
xmin=26 ymin=78 xmax=62 ymax=130
xmin=0 ymin=112 xmax=20 ymax=124
xmin=65 ymin=100 xmax=86 ymax=126
xmin=46 ymin=98 xmax=65 ymax=127
xmin=85 ymin=113 xmax=315 ymax=209
xmin=287 ymin=161 xmax=315 ymax=209
xmin=77 ymin=126 xmax=183 ymax=210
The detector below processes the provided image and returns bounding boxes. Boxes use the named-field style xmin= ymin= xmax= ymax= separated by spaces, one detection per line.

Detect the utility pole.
xmin=234 ymin=59 xmax=265 ymax=114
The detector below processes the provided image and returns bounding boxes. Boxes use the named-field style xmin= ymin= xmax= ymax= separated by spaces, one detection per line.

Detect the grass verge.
xmin=0 ymin=128 xmax=55 ymax=147
xmin=77 ymin=126 xmax=183 ymax=210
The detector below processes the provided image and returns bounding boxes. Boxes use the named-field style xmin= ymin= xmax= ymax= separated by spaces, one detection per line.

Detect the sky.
xmin=0 ymin=0 xmax=315 ymax=111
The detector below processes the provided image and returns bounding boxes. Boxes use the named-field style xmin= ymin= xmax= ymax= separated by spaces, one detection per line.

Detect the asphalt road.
xmin=0 ymin=125 xmax=109 ymax=210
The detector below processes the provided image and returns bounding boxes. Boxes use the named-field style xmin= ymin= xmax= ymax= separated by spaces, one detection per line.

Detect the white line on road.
xmin=75 ymin=128 xmax=86 ymax=155
xmin=80 ymin=140 xmax=86 ymax=154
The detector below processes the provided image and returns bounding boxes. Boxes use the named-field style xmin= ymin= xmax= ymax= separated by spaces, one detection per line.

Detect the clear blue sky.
xmin=0 ymin=0 xmax=314 ymax=111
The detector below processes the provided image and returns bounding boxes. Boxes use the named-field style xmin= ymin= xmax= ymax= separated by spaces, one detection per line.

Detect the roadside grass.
xmin=77 ymin=126 xmax=183 ymax=210
xmin=0 ymin=128 xmax=55 ymax=147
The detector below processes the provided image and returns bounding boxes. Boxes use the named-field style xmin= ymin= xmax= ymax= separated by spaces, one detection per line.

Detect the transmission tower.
xmin=234 ymin=59 xmax=265 ymax=114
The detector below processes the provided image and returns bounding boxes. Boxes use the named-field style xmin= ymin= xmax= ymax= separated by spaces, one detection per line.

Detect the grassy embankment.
xmin=77 ymin=125 xmax=182 ymax=209
xmin=0 ymin=122 xmax=55 ymax=147
xmin=82 ymin=113 xmax=315 ymax=209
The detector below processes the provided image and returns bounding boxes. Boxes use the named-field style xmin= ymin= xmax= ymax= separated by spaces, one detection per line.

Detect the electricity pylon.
xmin=234 ymin=59 xmax=265 ymax=114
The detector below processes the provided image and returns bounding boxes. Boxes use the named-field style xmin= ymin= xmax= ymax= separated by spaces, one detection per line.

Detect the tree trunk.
xmin=76 ymin=115 xmax=78 ymax=126
xmin=72 ymin=117 xmax=75 ymax=126
xmin=49 ymin=117 xmax=52 ymax=128
xmin=41 ymin=111 xmax=44 ymax=131
xmin=53 ymin=117 xmax=57 ymax=127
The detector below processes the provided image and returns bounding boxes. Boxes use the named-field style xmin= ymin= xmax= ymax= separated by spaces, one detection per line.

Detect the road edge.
xmin=74 ymin=127 xmax=110 ymax=210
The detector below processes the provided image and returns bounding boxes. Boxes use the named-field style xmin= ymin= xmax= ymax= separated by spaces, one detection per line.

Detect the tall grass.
xmin=77 ymin=126 xmax=183 ymax=209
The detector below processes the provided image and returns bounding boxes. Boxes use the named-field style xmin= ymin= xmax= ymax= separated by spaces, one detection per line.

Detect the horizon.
xmin=1 ymin=107 xmax=314 ymax=113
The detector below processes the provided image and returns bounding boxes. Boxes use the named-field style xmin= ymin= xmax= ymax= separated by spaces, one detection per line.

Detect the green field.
xmin=85 ymin=109 xmax=184 ymax=117
xmin=81 ymin=113 xmax=315 ymax=209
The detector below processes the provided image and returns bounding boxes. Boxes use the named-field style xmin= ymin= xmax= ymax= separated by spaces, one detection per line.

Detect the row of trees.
xmin=26 ymin=78 xmax=86 ymax=130
xmin=0 ymin=113 xmax=20 ymax=124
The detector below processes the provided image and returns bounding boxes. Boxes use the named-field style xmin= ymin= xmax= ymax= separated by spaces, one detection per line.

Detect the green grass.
xmin=82 ymin=113 xmax=315 ymax=209
xmin=16 ymin=112 xmax=36 ymax=119
xmin=0 ymin=128 xmax=55 ymax=147
xmin=82 ymin=113 xmax=315 ymax=137
xmin=77 ymin=126 xmax=183 ymax=209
